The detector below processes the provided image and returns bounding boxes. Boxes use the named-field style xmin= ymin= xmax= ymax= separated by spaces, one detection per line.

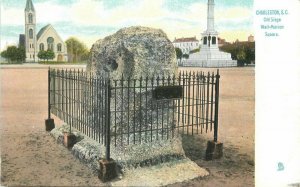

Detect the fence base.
xmin=63 ymin=132 xmax=77 ymax=148
xmin=45 ymin=118 xmax=55 ymax=131
xmin=98 ymin=159 xmax=118 ymax=182
xmin=205 ymin=140 xmax=223 ymax=160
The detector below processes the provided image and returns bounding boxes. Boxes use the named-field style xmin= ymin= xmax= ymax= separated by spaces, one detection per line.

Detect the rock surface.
xmin=80 ymin=26 xmax=189 ymax=176
xmin=87 ymin=26 xmax=178 ymax=79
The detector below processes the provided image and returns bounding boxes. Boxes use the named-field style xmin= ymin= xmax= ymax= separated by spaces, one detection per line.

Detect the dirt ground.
xmin=0 ymin=65 xmax=254 ymax=186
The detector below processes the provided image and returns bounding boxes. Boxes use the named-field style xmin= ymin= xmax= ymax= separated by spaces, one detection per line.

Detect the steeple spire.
xmin=25 ymin=0 xmax=35 ymax=12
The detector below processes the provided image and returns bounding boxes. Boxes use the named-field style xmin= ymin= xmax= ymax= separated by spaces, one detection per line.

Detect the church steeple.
xmin=25 ymin=0 xmax=37 ymax=62
xmin=25 ymin=0 xmax=35 ymax=12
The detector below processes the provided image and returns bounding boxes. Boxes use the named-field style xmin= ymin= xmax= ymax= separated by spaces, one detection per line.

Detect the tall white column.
xmin=207 ymin=0 xmax=215 ymax=32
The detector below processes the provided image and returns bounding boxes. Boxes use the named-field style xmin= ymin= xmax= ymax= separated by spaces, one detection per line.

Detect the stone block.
xmin=45 ymin=118 xmax=55 ymax=131
xmin=98 ymin=159 xmax=118 ymax=182
xmin=205 ymin=140 xmax=223 ymax=160
xmin=63 ymin=132 xmax=77 ymax=148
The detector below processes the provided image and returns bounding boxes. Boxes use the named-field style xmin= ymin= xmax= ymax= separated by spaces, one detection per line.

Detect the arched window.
xmin=29 ymin=29 xmax=33 ymax=39
xmin=57 ymin=43 xmax=62 ymax=52
xmin=203 ymin=37 xmax=207 ymax=45
xmin=47 ymin=37 xmax=54 ymax=51
xmin=212 ymin=37 xmax=216 ymax=45
xmin=28 ymin=13 xmax=33 ymax=23
xmin=40 ymin=43 xmax=44 ymax=51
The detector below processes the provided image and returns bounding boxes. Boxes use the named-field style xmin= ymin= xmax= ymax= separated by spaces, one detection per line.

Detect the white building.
xmin=21 ymin=0 xmax=68 ymax=62
xmin=173 ymin=37 xmax=199 ymax=54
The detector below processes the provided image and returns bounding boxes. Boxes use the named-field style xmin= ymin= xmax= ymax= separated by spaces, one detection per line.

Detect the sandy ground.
xmin=0 ymin=65 xmax=254 ymax=186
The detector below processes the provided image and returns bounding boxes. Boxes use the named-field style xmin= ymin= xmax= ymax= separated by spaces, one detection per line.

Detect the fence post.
xmin=48 ymin=68 xmax=51 ymax=119
xmin=205 ymin=69 xmax=223 ymax=160
xmin=99 ymin=75 xmax=117 ymax=182
xmin=45 ymin=67 xmax=55 ymax=131
xmin=214 ymin=69 xmax=220 ymax=142
xmin=105 ymin=77 xmax=111 ymax=160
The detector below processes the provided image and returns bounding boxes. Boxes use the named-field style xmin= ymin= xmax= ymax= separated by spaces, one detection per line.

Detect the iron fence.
xmin=47 ymin=68 xmax=220 ymax=160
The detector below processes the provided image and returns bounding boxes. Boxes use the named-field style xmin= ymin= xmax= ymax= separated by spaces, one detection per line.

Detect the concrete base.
xmin=99 ymin=159 xmax=118 ymax=182
xmin=63 ymin=132 xmax=77 ymax=148
xmin=45 ymin=118 xmax=55 ymax=131
xmin=110 ymin=158 xmax=209 ymax=186
xmin=205 ymin=140 xmax=223 ymax=160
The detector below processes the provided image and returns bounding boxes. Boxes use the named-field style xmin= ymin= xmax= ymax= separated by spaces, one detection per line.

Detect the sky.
xmin=0 ymin=0 xmax=254 ymax=51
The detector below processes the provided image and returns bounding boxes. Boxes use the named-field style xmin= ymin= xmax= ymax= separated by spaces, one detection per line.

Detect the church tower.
xmin=25 ymin=0 xmax=37 ymax=62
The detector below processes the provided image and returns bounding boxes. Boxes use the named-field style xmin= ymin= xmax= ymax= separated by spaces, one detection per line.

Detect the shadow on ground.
xmin=166 ymin=135 xmax=255 ymax=187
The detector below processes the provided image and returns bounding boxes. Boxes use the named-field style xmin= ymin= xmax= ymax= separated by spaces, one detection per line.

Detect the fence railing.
xmin=47 ymin=68 xmax=220 ymax=160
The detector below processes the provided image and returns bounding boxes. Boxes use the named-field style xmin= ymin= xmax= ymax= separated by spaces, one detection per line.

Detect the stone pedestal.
xmin=98 ymin=159 xmax=118 ymax=182
xmin=45 ymin=118 xmax=55 ymax=131
xmin=205 ymin=140 xmax=223 ymax=160
xmin=63 ymin=132 xmax=77 ymax=148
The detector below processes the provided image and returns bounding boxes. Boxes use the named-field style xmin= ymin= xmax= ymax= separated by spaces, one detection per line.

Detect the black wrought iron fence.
xmin=47 ymin=68 xmax=220 ymax=160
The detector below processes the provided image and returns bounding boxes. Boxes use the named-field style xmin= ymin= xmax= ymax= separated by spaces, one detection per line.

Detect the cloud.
xmin=219 ymin=30 xmax=254 ymax=42
xmin=0 ymin=0 xmax=254 ymax=50
xmin=69 ymin=0 xmax=167 ymax=27
xmin=35 ymin=1 xmax=71 ymax=24
xmin=1 ymin=6 xmax=23 ymax=25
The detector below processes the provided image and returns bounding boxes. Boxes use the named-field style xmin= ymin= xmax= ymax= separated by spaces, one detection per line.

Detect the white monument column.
xmin=207 ymin=0 xmax=215 ymax=32
xmin=183 ymin=0 xmax=237 ymax=67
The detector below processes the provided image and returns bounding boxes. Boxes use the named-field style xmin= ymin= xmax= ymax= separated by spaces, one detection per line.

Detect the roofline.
xmin=37 ymin=24 xmax=67 ymax=46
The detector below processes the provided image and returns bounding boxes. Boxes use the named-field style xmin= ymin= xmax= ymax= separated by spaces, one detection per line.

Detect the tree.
xmin=38 ymin=50 xmax=55 ymax=61
xmin=182 ymin=54 xmax=189 ymax=59
xmin=1 ymin=46 xmax=25 ymax=63
xmin=65 ymin=37 xmax=89 ymax=63
xmin=189 ymin=47 xmax=200 ymax=54
xmin=1 ymin=50 xmax=8 ymax=59
xmin=45 ymin=50 xmax=55 ymax=61
xmin=175 ymin=47 xmax=183 ymax=62
xmin=220 ymin=41 xmax=255 ymax=64
xmin=237 ymin=49 xmax=246 ymax=61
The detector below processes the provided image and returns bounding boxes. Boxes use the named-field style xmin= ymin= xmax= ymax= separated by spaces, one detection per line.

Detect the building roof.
xmin=25 ymin=0 xmax=35 ymax=12
xmin=173 ymin=37 xmax=199 ymax=43
xmin=37 ymin=24 xmax=51 ymax=40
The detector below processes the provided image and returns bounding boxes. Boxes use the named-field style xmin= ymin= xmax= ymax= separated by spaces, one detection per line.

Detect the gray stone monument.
xmin=86 ymin=26 xmax=185 ymax=169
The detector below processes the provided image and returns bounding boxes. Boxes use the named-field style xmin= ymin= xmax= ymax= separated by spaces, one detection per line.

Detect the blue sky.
xmin=0 ymin=0 xmax=254 ymax=50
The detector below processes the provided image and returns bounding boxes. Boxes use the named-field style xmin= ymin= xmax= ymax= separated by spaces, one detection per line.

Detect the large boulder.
xmin=87 ymin=26 xmax=178 ymax=78
xmin=85 ymin=27 xmax=185 ymax=169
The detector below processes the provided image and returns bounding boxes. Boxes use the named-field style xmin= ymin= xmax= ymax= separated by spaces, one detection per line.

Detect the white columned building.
xmin=173 ymin=37 xmax=199 ymax=54
xmin=183 ymin=0 xmax=237 ymax=67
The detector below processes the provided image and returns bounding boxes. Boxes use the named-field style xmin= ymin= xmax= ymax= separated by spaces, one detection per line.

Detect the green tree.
xmin=45 ymin=50 xmax=55 ymax=61
xmin=38 ymin=50 xmax=55 ymax=61
xmin=182 ymin=54 xmax=189 ymax=59
xmin=38 ymin=50 xmax=46 ymax=61
xmin=1 ymin=50 xmax=8 ymax=59
xmin=189 ymin=47 xmax=200 ymax=54
xmin=65 ymin=37 xmax=89 ymax=63
xmin=237 ymin=49 xmax=246 ymax=61
xmin=220 ymin=41 xmax=255 ymax=64
xmin=1 ymin=46 xmax=25 ymax=63
xmin=175 ymin=47 xmax=183 ymax=61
